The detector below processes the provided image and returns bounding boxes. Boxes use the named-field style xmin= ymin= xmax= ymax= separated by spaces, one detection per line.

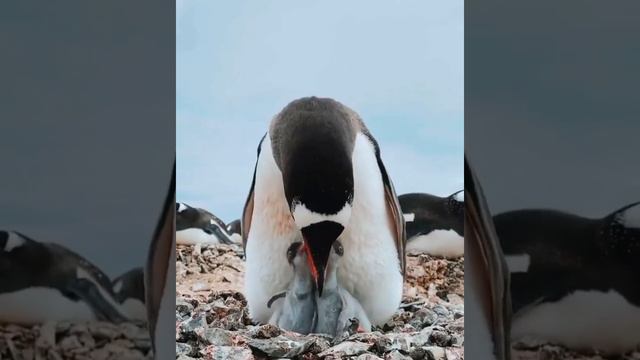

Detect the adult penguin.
xmin=242 ymin=97 xmax=406 ymax=327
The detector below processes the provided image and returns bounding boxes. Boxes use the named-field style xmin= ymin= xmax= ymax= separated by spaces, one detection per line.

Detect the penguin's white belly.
xmin=406 ymin=230 xmax=464 ymax=258
xmin=176 ymin=228 xmax=221 ymax=245
xmin=0 ymin=287 xmax=96 ymax=324
xmin=120 ymin=298 xmax=147 ymax=322
xmin=512 ymin=290 xmax=640 ymax=354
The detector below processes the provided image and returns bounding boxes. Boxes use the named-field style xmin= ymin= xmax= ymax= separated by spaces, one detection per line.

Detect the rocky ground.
xmin=0 ymin=321 xmax=151 ymax=360
xmin=512 ymin=342 xmax=640 ymax=360
xmin=176 ymin=244 xmax=465 ymax=360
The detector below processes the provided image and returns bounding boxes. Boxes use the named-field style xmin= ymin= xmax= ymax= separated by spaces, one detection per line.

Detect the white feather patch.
xmin=291 ymin=201 xmax=352 ymax=229
xmin=403 ymin=213 xmax=416 ymax=222
xmin=4 ymin=232 xmax=26 ymax=251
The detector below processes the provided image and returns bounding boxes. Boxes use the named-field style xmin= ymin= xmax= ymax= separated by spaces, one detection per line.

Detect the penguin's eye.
xmin=335 ymin=242 xmax=344 ymax=256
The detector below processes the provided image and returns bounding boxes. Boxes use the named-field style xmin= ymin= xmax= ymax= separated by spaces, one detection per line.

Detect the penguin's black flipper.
xmin=66 ymin=278 xmax=127 ymax=323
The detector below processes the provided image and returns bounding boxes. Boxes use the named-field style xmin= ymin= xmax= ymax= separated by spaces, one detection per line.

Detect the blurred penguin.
xmin=144 ymin=161 xmax=176 ymax=360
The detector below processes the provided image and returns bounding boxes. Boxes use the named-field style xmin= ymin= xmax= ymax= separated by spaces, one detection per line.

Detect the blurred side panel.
xmin=467 ymin=0 xmax=640 ymax=359
xmin=0 ymin=1 xmax=175 ymax=359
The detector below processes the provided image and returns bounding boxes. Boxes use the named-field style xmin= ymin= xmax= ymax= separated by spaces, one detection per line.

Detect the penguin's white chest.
xmin=0 ymin=287 xmax=96 ymax=324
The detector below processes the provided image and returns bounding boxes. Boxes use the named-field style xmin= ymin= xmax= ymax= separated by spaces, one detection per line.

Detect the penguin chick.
xmin=314 ymin=240 xmax=372 ymax=337
xmin=267 ymin=241 xmax=317 ymax=334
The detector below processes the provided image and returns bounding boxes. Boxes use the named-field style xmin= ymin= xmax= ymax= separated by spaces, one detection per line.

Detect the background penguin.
xmin=0 ymin=231 xmax=128 ymax=324
xmin=242 ymin=97 xmax=406 ymax=327
xmin=112 ymin=267 xmax=146 ymax=322
xmin=145 ymin=162 xmax=176 ymax=360
xmin=399 ymin=190 xmax=464 ymax=258
xmin=267 ymin=241 xmax=317 ymax=334
xmin=494 ymin=201 xmax=640 ymax=354
xmin=314 ymin=240 xmax=372 ymax=336
xmin=464 ymin=157 xmax=512 ymax=360
xmin=226 ymin=219 xmax=242 ymax=240
xmin=176 ymin=202 xmax=240 ymax=245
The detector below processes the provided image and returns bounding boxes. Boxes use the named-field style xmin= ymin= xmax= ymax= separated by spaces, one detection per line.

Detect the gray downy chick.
xmin=267 ymin=241 xmax=317 ymax=334
xmin=314 ymin=241 xmax=372 ymax=337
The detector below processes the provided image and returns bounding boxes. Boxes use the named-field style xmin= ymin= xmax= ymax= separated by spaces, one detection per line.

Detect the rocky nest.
xmin=0 ymin=321 xmax=151 ymax=360
xmin=176 ymin=244 xmax=465 ymax=360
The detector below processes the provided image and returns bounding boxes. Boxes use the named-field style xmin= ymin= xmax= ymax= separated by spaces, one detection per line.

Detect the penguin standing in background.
xmin=145 ymin=161 xmax=176 ymax=360
xmin=399 ymin=190 xmax=464 ymax=258
xmin=226 ymin=219 xmax=242 ymax=240
xmin=176 ymin=203 xmax=240 ymax=245
xmin=242 ymin=97 xmax=406 ymax=326
xmin=495 ymin=201 xmax=640 ymax=354
xmin=464 ymin=157 xmax=512 ymax=360
xmin=112 ymin=267 xmax=146 ymax=322
xmin=0 ymin=231 xmax=128 ymax=324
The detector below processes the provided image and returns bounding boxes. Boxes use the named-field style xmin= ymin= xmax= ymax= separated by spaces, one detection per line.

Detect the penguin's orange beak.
xmin=300 ymin=221 xmax=345 ymax=297
xmin=301 ymin=239 xmax=327 ymax=296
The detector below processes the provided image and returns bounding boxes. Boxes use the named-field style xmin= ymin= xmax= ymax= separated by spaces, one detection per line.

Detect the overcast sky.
xmin=465 ymin=1 xmax=640 ymax=218
xmin=177 ymin=0 xmax=464 ymax=222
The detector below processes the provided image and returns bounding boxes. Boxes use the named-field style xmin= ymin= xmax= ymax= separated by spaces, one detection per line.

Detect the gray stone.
xmin=247 ymin=336 xmax=315 ymax=358
xmin=318 ymin=341 xmax=372 ymax=358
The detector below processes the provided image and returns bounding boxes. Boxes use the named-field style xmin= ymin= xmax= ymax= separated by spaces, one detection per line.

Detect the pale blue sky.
xmin=177 ymin=1 xmax=463 ymax=222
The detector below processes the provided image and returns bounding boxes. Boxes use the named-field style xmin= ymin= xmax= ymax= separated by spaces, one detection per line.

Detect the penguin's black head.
xmin=271 ymin=97 xmax=358 ymax=295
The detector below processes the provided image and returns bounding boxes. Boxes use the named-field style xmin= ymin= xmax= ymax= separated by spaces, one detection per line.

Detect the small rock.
xmin=58 ymin=335 xmax=82 ymax=351
xmin=196 ymin=327 xmax=234 ymax=346
xmin=89 ymin=323 xmax=120 ymax=340
xmin=200 ymin=345 xmax=254 ymax=360
xmin=431 ymin=305 xmax=450 ymax=318
xmin=249 ymin=324 xmax=281 ymax=339
xmin=176 ymin=342 xmax=194 ymax=357
xmin=247 ymin=336 xmax=314 ymax=358
xmin=183 ymin=313 xmax=208 ymax=336
xmin=429 ymin=330 xmax=451 ymax=347
xmin=445 ymin=347 xmax=464 ymax=360
xmin=410 ymin=308 xmax=438 ymax=329
xmin=35 ymin=322 xmax=56 ymax=348
xmin=356 ymin=354 xmax=384 ymax=360
xmin=177 ymin=298 xmax=194 ymax=317
xmin=318 ymin=341 xmax=372 ymax=358
xmin=192 ymin=282 xmax=211 ymax=292
xmin=385 ymin=350 xmax=412 ymax=360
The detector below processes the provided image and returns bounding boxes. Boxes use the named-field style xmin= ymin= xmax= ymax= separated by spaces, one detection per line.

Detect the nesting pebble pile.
xmin=0 ymin=321 xmax=151 ymax=360
xmin=176 ymin=244 xmax=465 ymax=360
